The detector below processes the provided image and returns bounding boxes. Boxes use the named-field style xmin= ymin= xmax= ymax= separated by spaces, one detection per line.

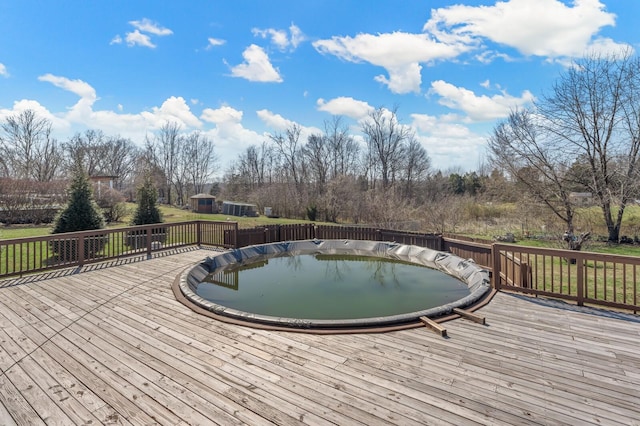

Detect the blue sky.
xmin=1 ymin=0 xmax=638 ymax=174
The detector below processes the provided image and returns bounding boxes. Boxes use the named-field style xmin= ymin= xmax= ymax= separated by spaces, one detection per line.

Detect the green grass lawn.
xmin=4 ymin=202 xmax=640 ymax=257
xmin=0 ymin=203 xmax=317 ymax=241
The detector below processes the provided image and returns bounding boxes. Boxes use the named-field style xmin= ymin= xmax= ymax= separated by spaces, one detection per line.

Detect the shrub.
xmin=130 ymin=172 xmax=163 ymax=226
xmin=52 ymin=167 xmax=105 ymax=234
xmin=127 ymin=171 xmax=165 ymax=249
xmin=306 ymin=205 xmax=318 ymax=221
xmin=95 ymin=187 xmax=127 ymax=223
xmin=50 ymin=167 xmax=106 ymax=260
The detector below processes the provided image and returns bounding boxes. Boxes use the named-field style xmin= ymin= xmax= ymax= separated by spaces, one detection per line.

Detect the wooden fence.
xmin=1 ymin=221 xmax=638 ymax=312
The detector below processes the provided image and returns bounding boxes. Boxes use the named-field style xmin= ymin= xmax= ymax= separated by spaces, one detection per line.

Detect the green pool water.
xmin=196 ymin=253 xmax=470 ymax=320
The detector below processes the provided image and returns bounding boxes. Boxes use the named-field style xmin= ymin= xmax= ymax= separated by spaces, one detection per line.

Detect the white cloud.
xmin=424 ymin=0 xmax=630 ymax=60
xmin=373 ymin=63 xmax=423 ymax=94
xmin=229 ymin=44 xmax=283 ymax=83
xmin=256 ymin=109 xmax=294 ymax=131
xmin=112 ymin=18 xmax=172 ymax=49
xmin=429 ymin=80 xmax=535 ymax=121
xmin=256 ymin=109 xmax=322 ymax=138
xmin=148 ymin=96 xmax=202 ymax=128
xmin=252 ymin=23 xmax=305 ymax=51
xmin=0 ymin=63 xmax=8 ymax=77
xmin=4 ymin=76 xmax=276 ymax=172
xmin=38 ymin=74 xmax=97 ymax=102
xmin=126 ymin=29 xmax=156 ymax=48
xmin=129 ymin=18 xmax=173 ymax=36
xmin=0 ymin=99 xmax=69 ymax=131
xmin=35 ymin=74 xmax=202 ymax=138
xmin=288 ymin=24 xmax=305 ymax=49
xmin=316 ymin=97 xmax=374 ymax=120
xmin=202 ymin=105 xmax=244 ymax=124
xmin=206 ymin=37 xmax=226 ymax=49
xmin=313 ymin=31 xmax=470 ymax=94
xmin=410 ymin=113 xmax=486 ymax=172
xmin=253 ymin=28 xmax=288 ymax=50
xmin=200 ymin=106 xmax=265 ymax=165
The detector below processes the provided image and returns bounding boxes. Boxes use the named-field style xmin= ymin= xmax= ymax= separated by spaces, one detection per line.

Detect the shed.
xmin=90 ymin=175 xmax=118 ymax=198
xmin=190 ymin=193 xmax=218 ymax=214
xmin=222 ymin=201 xmax=258 ymax=217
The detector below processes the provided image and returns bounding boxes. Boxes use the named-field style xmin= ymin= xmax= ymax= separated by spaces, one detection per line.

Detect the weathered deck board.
xmin=0 ymin=248 xmax=639 ymax=425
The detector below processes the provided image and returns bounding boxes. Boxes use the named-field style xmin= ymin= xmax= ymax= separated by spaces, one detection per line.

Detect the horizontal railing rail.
xmin=0 ymin=220 xmax=237 ymax=279
xmin=1 ymin=221 xmax=638 ymax=312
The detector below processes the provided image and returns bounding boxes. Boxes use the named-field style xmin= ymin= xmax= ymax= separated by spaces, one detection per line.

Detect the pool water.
xmin=196 ymin=253 xmax=470 ymax=320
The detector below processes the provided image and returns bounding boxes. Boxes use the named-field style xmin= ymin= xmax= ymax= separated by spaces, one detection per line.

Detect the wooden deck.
xmin=0 ymin=247 xmax=639 ymax=425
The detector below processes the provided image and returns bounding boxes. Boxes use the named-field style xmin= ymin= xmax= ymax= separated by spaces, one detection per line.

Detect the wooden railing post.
xmin=492 ymin=243 xmax=501 ymax=290
xmin=78 ymin=234 xmax=85 ymax=267
xmin=233 ymin=222 xmax=239 ymax=248
xmin=146 ymin=226 xmax=152 ymax=258
xmin=576 ymin=257 xmax=584 ymax=306
xmin=196 ymin=220 xmax=202 ymax=246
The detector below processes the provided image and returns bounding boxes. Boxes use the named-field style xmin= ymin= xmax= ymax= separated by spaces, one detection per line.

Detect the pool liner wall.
xmin=179 ymin=239 xmax=491 ymax=329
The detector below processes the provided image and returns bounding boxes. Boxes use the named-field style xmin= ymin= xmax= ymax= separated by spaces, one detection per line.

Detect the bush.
xmin=95 ymin=187 xmax=128 ymax=223
xmin=52 ymin=168 xmax=105 ymax=234
xmin=127 ymin=171 xmax=165 ymax=249
xmin=306 ymin=205 xmax=318 ymax=221
xmin=130 ymin=172 xmax=162 ymax=226
xmin=50 ymin=167 xmax=106 ymax=260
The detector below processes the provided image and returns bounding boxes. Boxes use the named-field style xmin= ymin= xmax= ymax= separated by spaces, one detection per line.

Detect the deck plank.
xmin=1 ymin=249 xmax=639 ymax=425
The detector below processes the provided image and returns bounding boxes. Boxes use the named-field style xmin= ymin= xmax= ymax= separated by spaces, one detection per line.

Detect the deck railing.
xmin=1 ymin=221 xmax=638 ymax=312
xmin=493 ymin=243 xmax=640 ymax=312
xmin=0 ymin=221 xmax=237 ymax=278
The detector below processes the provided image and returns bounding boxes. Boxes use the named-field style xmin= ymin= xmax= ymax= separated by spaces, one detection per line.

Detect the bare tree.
xmin=64 ymin=130 xmax=108 ymax=175
xmin=400 ymin=135 xmax=431 ymax=199
xmin=488 ymin=109 xmax=579 ymax=236
xmin=146 ymin=121 xmax=182 ymax=205
xmin=540 ymin=51 xmax=640 ymax=242
xmin=324 ymin=116 xmax=360 ymax=179
xmin=303 ymin=133 xmax=330 ymax=195
xmin=269 ymin=124 xmax=306 ymax=216
xmin=0 ymin=109 xmax=63 ymax=181
xmin=178 ymin=131 xmax=218 ymax=197
xmin=100 ymin=137 xmax=139 ymax=190
xmin=361 ymin=107 xmax=411 ymax=189
xmin=269 ymin=124 xmax=303 ymax=190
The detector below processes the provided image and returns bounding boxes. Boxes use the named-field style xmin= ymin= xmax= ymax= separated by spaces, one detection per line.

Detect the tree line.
xmin=223 ymin=110 xmax=438 ymax=227
xmin=0 ymin=116 xmax=217 ymax=223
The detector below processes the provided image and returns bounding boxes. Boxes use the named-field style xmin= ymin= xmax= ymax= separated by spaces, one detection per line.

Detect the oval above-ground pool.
xmin=175 ymin=239 xmax=491 ymax=331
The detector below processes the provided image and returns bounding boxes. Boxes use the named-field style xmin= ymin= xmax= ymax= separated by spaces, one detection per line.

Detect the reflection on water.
xmin=197 ymin=253 xmax=469 ymax=320
xmin=204 ymin=259 xmax=269 ymax=290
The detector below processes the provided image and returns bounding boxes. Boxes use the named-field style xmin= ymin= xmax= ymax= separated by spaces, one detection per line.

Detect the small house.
xmin=190 ymin=193 xmax=218 ymax=214
xmin=222 ymin=201 xmax=258 ymax=217
xmin=90 ymin=175 xmax=118 ymax=198
xmin=569 ymin=192 xmax=593 ymax=206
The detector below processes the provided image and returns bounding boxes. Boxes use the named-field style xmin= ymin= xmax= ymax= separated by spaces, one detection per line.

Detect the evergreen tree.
xmin=52 ymin=166 xmax=105 ymax=234
xmin=130 ymin=171 xmax=163 ymax=225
